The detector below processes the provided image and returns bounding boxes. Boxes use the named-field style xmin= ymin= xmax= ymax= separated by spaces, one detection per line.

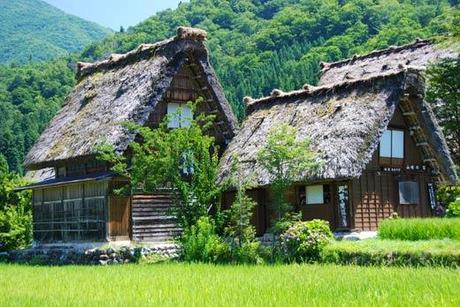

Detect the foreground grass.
xmin=323 ymin=239 xmax=460 ymax=267
xmin=378 ymin=218 xmax=460 ymax=241
xmin=0 ymin=263 xmax=459 ymax=306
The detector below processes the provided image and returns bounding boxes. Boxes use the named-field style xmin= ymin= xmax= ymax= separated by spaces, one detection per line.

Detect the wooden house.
xmin=21 ymin=27 xmax=238 ymax=243
xmin=219 ymin=39 xmax=458 ymax=233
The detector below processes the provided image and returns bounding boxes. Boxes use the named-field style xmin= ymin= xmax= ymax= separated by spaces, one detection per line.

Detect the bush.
xmin=181 ymin=217 xmax=230 ymax=263
xmin=447 ymin=199 xmax=460 ymax=217
xmin=278 ymin=219 xmax=333 ymax=263
xmin=378 ymin=218 xmax=460 ymax=241
xmin=322 ymin=239 xmax=460 ymax=267
xmin=0 ymin=205 xmax=32 ymax=251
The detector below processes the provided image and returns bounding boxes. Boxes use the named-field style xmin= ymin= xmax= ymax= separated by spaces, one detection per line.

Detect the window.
xmin=167 ymin=102 xmax=193 ymax=128
xmin=399 ymin=181 xmax=420 ymax=204
xmin=306 ymin=185 xmax=324 ymax=204
xmin=379 ymin=129 xmax=404 ymax=159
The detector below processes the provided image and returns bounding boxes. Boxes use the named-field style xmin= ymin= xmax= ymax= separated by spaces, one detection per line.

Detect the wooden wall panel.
xmin=108 ymin=196 xmax=130 ymax=240
xmin=352 ymin=172 xmax=433 ymax=230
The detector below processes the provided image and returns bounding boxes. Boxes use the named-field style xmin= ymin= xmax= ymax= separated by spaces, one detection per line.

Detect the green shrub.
xmin=378 ymin=218 xmax=460 ymax=241
xmin=232 ymin=241 xmax=264 ymax=265
xmin=279 ymin=219 xmax=333 ymax=263
xmin=0 ymin=204 xmax=32 ymax=251
xmin=322 ymin=239 xmax=460 ymax=267
xmin=447 ymin=199 xmax=460 ymax=217
xmin=181 ymin=217 xmax=230 ymax=263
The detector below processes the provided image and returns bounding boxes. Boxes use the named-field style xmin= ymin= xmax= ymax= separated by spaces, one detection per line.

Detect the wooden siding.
xmin=108 ymin=196 xmax=130 ymax=240
xmin=351 ymin=108 xmax=434 ymax=230
xmin=146 ymin=64 xmax=231 ymax=151
xmin=32 ymin=181 xmax=108 ymax=242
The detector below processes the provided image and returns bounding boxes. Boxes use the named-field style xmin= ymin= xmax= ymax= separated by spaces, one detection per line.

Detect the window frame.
xmin=167 ymin=102 xmax=193 ymax=128
xmin=398 ymin=180 xmax=420 ymax=205
xmin=305 ymin=184 xmax=325 ymax=205
xmin=379 ymin=128 xmax=405 ymax=165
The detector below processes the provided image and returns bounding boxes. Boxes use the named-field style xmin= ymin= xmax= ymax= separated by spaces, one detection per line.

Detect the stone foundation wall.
xmin=0 ymin=244 xmax=181 ymax=265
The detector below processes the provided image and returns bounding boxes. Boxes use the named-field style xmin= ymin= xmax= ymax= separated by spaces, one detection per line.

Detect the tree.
xmin=426 ymin=59 xmax=460 ymax=163
xmin=0 ymin=158 xmax=32 ymax=251
xmin=257 ymin=123 xmax=323 ymax=227
xmin=98 ymin=99 xmax=222 ymax=228
xmin=224 ymin=157 xmax=257 ymax=247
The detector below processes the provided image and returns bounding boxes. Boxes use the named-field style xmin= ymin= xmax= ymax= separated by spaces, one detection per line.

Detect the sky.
xmin=43 ymin=0 xmax=185 ymax=30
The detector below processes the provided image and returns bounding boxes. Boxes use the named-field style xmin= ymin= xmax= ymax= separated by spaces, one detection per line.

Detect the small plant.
xmin=279 ymin=219 xmax=333 ymax=263
xmin=181 ymin=216 xmax=230 ymax=263
xmin=446 ymin=199 xmax=460 ymax=217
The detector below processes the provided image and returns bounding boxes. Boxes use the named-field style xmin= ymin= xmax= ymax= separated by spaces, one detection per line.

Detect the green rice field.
xmin=0 ymin=263 xmax=459 ymax=306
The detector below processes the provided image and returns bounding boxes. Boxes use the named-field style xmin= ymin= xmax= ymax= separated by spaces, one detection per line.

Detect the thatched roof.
xmin=25 ymin=27 xmax=238 ymax=171
xmin=218 ymin=68 xmax=457 ymax=186
xmin=319 ymin=39 xmax=458 ymax=86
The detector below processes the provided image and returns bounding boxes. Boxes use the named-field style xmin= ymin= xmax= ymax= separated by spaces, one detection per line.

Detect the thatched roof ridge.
xmin=25 ymin=27 xmax=238 ymax=171
xmin=77 ymin=27 xmax=208 ymax=79
xmin=323 ymin=39 xmax=431 ymax=70
xmin=246 ymin=67 xmax=421 ymax=114
xmin=319 ymin=38 xmax=458 ymax=86
xmin=219 ymin=70 xmax=457 ymax=186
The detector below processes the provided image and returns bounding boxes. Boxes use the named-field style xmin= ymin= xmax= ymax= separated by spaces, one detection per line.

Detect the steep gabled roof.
xmin=319 ymin=39 xmax=458 ymax=86
xmin=25 ymin=27 xmax=238 ymax=171
xmin=218 ymin=69 xmax=457 ymax=186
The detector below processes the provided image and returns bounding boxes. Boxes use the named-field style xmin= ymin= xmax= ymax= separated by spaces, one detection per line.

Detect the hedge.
xmin=322 ymin=239 xmax=460 ymax=267
xmin=378 ymin=218 xmax=460 ymax=241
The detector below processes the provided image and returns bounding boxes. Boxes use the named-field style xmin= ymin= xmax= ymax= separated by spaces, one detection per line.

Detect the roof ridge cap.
xmin=322 ymin=38 xmax=432 ymax=71
xmin=247 ymin=68 xmax=423 ymax=111
xmin=77 ymin=27 xmax=208 ymax=79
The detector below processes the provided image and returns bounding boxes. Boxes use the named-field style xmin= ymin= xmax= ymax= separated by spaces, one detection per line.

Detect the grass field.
xmin=0 ymin=263 xmax=459 ymax=306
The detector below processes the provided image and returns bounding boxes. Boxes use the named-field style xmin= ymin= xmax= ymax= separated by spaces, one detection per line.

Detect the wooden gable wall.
xmin=146 ymin=63 xmax=232 ymax=152
xmin=351 ymin=108 xmax=435 ymax=230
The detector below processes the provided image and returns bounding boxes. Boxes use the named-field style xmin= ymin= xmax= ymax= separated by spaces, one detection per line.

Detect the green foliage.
xmin=0 ymin=168 xmax=32 ymax=251
xmin=436 ymin=185 xmax=460 ymax=206
xmin=447 ymin=199 xmax=460 ymax=217
xmin=257 ymin=123 xmax=322 ymax=224
xmin=322 ymin=239 xmax=460 ymax=267
xmin=223 ymin=159 xmax=264 ymax=264
xmin=0 ymin=58 xmax=76 ymax=173
xmin=181 ymin=216 xmax=230 ymax=263
xmin=378 ymin=218 xmax=460 ymax=241
xmin=98 ymin=101 xmax=222 ymax=228
xmin=278 ymin=219 xmax=333 ymax=263
xmin=426 ymin=59 xmax=460 ymax=162
xmin=0 ymin=0 xmax=111 ymax=64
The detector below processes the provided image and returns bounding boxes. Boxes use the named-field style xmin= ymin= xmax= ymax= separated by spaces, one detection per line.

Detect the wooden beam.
xmin=409 ymin=125 xmax=421 ymax=130
xmin=423 ymin=158 xmax=436 ymax=163
xmin=402 ymin=111 xmax=416 ymax=116
xmin=416 ymin=142 xmax=429 ymax=146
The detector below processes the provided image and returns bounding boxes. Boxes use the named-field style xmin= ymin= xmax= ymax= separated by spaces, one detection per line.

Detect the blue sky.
xmin=43 ymin=0 xmax=185 ymax=30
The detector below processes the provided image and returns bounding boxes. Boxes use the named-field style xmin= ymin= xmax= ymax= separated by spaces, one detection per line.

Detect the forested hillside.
xmin=0 ymin=0 xmax=111 ymax=64
xmin=0 ymin=0 xmax=458 ymax=173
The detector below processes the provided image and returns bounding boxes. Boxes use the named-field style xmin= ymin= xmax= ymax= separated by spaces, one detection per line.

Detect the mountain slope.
xmin=0 ymin=0 xmax=111 ymax=64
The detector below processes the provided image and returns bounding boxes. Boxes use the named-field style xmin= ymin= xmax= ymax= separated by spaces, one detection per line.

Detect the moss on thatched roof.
xmin=25 ymin=27 xmax=238 ymax=170
xmin=219 ymin=69 xmax=457 ymax=186
xmin=319 ymin=39 xmax=458 ymax=86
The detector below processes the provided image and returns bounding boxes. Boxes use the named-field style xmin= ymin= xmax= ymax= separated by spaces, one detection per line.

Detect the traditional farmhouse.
xmin=21 ymin=27 xmax=238 ymax=243
xmin=219 ymin=39 xmax=458 ymax=233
